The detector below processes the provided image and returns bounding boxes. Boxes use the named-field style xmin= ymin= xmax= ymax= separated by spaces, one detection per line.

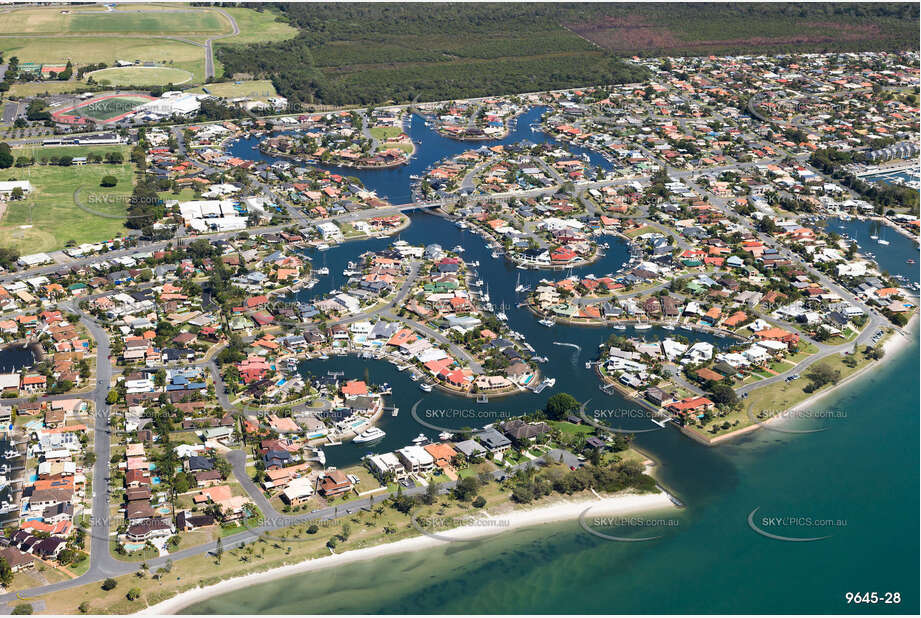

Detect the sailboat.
xmin=514 ymin=272 xmax=530 ymax=293
xmin=497 ymin=303 xmax=508 ymax=321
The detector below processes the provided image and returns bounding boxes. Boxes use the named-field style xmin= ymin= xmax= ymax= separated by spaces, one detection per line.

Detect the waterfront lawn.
xmin=702 ymin=345 xmax=883 ymax=437
xmin=8 ymin=564 xmax=71 ymax=592
xmin=0 ymin=158 xmax=135 ymax=252
xmin=624 ymin=225 xmax=656 ymax=238
xmin=548 ymin=420 xmax=593 ymax=435
xmin=369 ymin=126 xmax=404 ymax=140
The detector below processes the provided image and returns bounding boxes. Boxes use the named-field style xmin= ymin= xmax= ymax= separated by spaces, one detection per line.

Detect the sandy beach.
xmin=138 ymin=491 xmax=675 ymax=615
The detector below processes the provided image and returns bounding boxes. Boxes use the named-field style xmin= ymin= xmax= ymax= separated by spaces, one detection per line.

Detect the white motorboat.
xmin=539 ymin=318 xmax=556 ymax=327
xmin=452 ymin=245 xmax=465 ymax=253
xmin=612 ymin=324 xmax=626 ymax=330
xmin=438 ymin=431 xmax=454 ymax=441
xmin=411 ymin=433 xmax=428 ymax=444
xmin=634 ymin=323 xmax=652 ymax=330
xmin=316 ymin=267 xmax=330 ymax=276
xmin=316 ymin=243 xmax=330 ymax=251
xmin=353 ymin=427 xmax=386 ymax=443
xmin=877 ymin=239 xmax=890 ymax=245
xmin=662 ymin=324 xmax=676 ymax=331
xmin=419 ymin=382 xmax=433 ymax=392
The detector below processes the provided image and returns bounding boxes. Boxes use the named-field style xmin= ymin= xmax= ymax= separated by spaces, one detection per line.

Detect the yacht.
xmin=612 ymin=324 xmax=626 ymax=330
xmin=316 ymin=243 xmax=330 ymax=251
xmin=411 ymin=433 xmax=429 ymax=444
xmin=514 ymin=273 xmax=531 ymax=293
xmin=870 ymin=235 xmax=878 ymax=240
xmin=452 ymin=245 xmax=465 ymax=253
xmin=316 ymin=267 xmax=330 ymax=276
xmin=438 ymin=431 xmax=454 ymax=441
xmin=419 ymin=382 xmax=433 ymax=392
xmin=877 ymin=239 xmax=890 ymax=245
xmin=305 ymin=447 xmax=326 ymax=466
xmin=353 ymin=427 xmax=386 ymax=443
xmin=539 ymin=318 xmax=556 ymax=327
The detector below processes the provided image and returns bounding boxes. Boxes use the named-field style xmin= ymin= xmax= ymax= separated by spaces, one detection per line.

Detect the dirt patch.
xmin=564 ymin=16 xmax=884 ymax=54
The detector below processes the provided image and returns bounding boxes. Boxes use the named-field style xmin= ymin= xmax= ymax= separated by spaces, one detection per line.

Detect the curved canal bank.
xmin=183 ymin=104 xmax=921 ymax=615
xmin=186 ymin=323 xmax=919 ymax=614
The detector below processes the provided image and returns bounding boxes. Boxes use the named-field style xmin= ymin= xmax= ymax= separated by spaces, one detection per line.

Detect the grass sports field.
xmin=86 ymin=66 xmax=194 ymax=87
xmin=0 ymin=6 xmax=231 ymax=36
xmin=0 ymin=5 xmax=296 ymax=88
xmin=52 ymin=94 xmax=153 ymax=124
xmin=0 ymin=149 xmax=134 ymax=253
xmin=0 ymin=36 xmax=207 ymax=81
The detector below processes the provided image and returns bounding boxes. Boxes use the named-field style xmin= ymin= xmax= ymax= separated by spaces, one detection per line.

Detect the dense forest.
xmin=214 ymin=3 xmax=919 ymax=106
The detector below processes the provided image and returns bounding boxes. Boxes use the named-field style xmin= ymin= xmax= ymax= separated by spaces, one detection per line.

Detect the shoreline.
xmin=137 ymin=491 xmax=675 ymax=615
xmin=708 ymin=316 xmax=917 ymax=445
xmin=785 ymin=315 xmax=916 ymax=415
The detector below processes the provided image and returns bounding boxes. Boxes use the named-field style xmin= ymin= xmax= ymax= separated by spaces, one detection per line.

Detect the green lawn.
xmin=86 ymin=67 xmax=193 ymax=87
xmin=703 ymin=344 xmax=886 ymax=438
xmin=214 ymin=6 xmax=299 ymax=46
xmin=67 ymin=11 xmax=227 ymax=35
xmin=548 ymin=420 xmax=593 ymax=435
xmin=14 ymin=144 xmax=129 ymax=161
xmin=0 ymin=158 xmax=135 ymax=253
xmin=369 ymin=126 xmax=403 ymax=140
xmin=187 ymin=79 xmax=278 ymax=99
xmin=0 ymin=6 xmax=230 ymax=35
xmin=7 ymin=81 xmax=87 ymax=98
xmin=0 ymin=37 xmax=207 ymax=81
